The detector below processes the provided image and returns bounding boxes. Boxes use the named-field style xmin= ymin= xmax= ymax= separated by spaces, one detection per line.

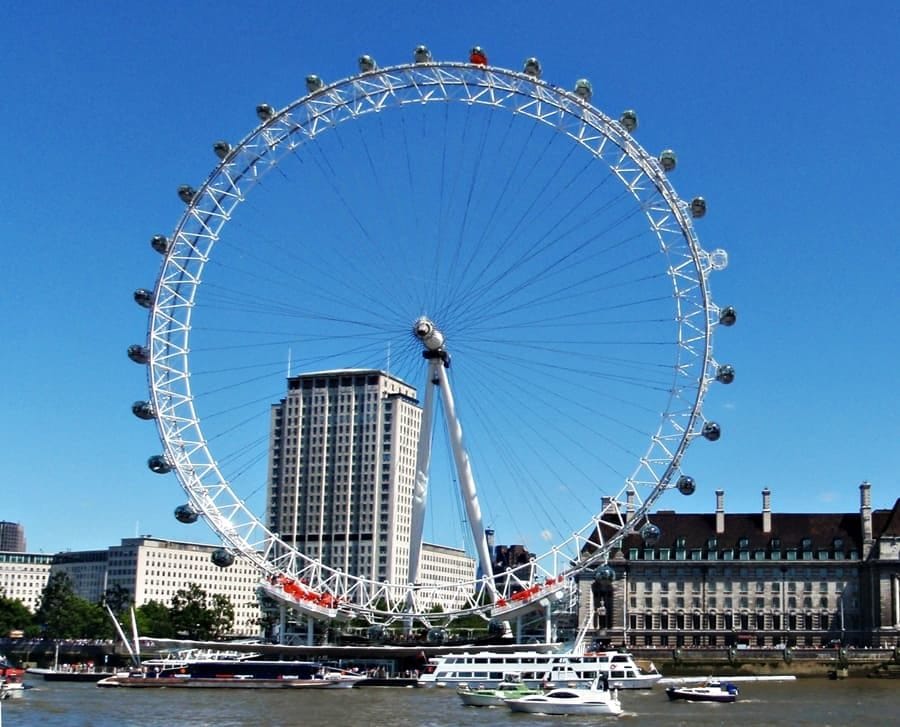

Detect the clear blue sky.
xmin=2 ymin=1 xmax=897 ymax=555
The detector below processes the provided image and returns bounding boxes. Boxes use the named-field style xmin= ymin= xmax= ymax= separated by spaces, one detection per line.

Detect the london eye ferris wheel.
xmin=128 ymin=46 xmax=736 ymax=629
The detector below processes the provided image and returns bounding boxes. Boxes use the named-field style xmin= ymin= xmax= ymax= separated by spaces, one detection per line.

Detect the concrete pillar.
xmin=893 ymin=574 xmax=900 ymax=628
xmin=860 ymin=481 xmax=873 ymax=559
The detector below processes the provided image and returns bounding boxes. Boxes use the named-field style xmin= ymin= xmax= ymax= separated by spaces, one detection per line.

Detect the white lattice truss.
xmin=144 ymin=61 xmax=724 ymax=625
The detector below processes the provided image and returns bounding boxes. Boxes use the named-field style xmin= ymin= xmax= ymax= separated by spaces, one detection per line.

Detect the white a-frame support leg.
xmin=407 ymin=317 xmax=495 ymax=604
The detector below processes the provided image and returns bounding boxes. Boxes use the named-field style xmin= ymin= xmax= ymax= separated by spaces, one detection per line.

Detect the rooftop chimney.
xmin=715 ymin=490 xmax=725 ymax=534
xmin=860 ymin=481 xmax=873 ymax=559
xmin=762 ymin=488 xmax=772 ymax=534
xmin=625 ymin=490 xmax=635 ymax=522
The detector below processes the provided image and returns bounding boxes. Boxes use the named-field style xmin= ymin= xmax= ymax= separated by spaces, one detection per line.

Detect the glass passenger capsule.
xmin=619 ymin=109 xmax=638 ymax=132
xmin=677 ymin=475 xmax=696 ymax=496
xmin=306 ymin=75 xmax=324 ymax=93
xmin=523 ymin=57 xmax=542 ymax=77
xmin=690 ymin=196 xmax=707 ymax=218
xmin=716 ymin=364 xmax=735 ymax=384
xmin=256 ymin=103 xmax=275 ymax=122
xmin=150 ymin=234 xmax=170 ymax=255
xmin=594 ymin=564 xmax=615 ymax=582
xmin=574 ymin=78 xmax=592 ymax=101
xmin=211 ymin=549 xmax=235 ymax=568
xmin=147 ymin=454 xmax=172 ymax=474
xmin=133 ymin=288 xmax=153 ymax=308
xmin=702 ymin=421 xmax=722 ymax=441
xmin=414 ymin=45 xmax=432 ymax=63
xmin=358 ymin=55 xmax=377 ymax=73
xmin=174 ymin=504 xmax=199 ymax=524
xmin=212 ymin=141 xmax=231 ymax=160
xmin=131 ymin=401 xmax=155 ymax=420
xmin=659 ymin=149 xmax=677 ymax=172
xmin=177 ymin=185 xmax=196 ymax=204
xmin=719 ymin=306 xmax=737 ymax=326
xmin=640 ymin=522 xmax=661 ymax=545
xmin=469 ymin=46 xmax=488 ymax=65
xmin=127 ymin=344 xmax=149 ymax=364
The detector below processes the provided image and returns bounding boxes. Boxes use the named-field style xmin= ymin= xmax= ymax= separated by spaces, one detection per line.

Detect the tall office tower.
xmin=266 ymin=370 xmax=422 ymax=585
xmin=0 ymin=521 xmax=26 ymax=552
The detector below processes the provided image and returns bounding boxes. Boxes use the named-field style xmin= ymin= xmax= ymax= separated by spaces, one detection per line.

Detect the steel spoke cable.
xmin=450 ymin=185 xmax=639 ymax=325
xmin=456 ymin=201 xmax=651 ymax=326
xmin=459 ymin=368 xmax=600 ymax=537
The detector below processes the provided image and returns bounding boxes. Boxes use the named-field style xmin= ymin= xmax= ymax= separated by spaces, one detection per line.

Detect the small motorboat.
xmin=504 ymin=675 xmax=622 ymax=716
xmin=666 ymin=679 xmax=739 ymax=703
xmin=457 ymin=674 xmax=542 ymax=707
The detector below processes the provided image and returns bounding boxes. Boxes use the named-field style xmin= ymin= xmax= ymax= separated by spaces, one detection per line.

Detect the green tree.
xmin=0 ymin=595 xmax=34 ymax=635
xmin=34 ymin=572 xmax=109 ymax=639
xmin=170 ymin=584 xmax=234 ymax=640
xmin=134 ymin=600 xmax=175 ymax=639
xmin=209 ymin=593 xmax=235 ymax=639
xmin=102 ymin=583 xmax=132 ymax=615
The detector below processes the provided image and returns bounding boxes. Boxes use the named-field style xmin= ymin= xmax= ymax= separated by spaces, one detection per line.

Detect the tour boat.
xmin=504 ymin=675 xmax=623 ymax=716
xmin=419 ymin=648 xmax=659 ymax=689
xmin=665 ymin=679 xmax=739 ymax=703
xmin=97 ymin=657 xmax=364 ymax=689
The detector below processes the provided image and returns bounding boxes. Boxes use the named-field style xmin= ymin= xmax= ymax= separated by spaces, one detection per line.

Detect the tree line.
xmin=1 ymin=572 xmax=235 ymax=640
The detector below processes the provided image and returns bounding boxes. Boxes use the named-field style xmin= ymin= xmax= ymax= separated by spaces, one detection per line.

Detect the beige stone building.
xmin=580 ymin=482 xmax=900 ymax=648
xmin=0 ymin=551 xmax=52 ymax=612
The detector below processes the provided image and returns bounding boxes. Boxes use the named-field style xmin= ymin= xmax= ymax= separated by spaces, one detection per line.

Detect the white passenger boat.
xmin=419 ymin=648 xmax=659 ymax=689
xmin=504 ymin=675 xmax=623 ymax=716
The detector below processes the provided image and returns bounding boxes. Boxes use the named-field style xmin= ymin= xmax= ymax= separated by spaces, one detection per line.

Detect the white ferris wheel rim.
xmin=141 ymin=59 xmax=724 ymax=623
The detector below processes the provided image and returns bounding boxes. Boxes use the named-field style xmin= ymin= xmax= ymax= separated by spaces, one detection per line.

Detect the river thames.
xmin=3 ymin=678 xmax=898 ymax=726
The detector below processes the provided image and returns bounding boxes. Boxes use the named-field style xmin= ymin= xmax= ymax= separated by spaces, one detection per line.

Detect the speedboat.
xmin=1 ymin=659 xmax=27 ymax=696
xmin=504 ymin=675 xmax=623 ymax=716
xmin=666 ymin=679 xmax=738 ymax=703
xmin=457 ymin=674 xmax=542 ymax=707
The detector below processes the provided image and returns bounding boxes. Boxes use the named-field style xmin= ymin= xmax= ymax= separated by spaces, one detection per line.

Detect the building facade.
xmin=580 ymin=482 xmax=900 ymax=648
xmin=50 ymin=550 xmax=109 ymax=604
xmin=266 ymin=370 xmax=422 ymax=585
xmin=0 ymin=522 xmax=26 ymax=552
xmin=418 ymin=542 xmax=477 ymax=610
xmin=104 ymin=537 xmax=263 ymax=636
xmin=0 ymin=551 xmax=53 ymax=611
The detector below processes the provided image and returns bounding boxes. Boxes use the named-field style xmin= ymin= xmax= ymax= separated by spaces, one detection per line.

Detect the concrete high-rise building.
xmin=51 ymin=550 xmax=109 ymax=604
xmin=0 ymin=551 xmax=52 ymax=611
xmin=105 ymin=537 xmax=262 ymax=635
xmin=266 ymin=370 xmax=422 ymax=586
xmin=0 ymin=521 xmax=26 ymax=552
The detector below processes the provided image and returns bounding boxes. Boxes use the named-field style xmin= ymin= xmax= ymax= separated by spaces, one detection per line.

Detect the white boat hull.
xmin=506 ymin=691 xmax=623 ymax=716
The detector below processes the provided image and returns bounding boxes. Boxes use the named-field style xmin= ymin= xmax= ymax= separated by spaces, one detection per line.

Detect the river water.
xmin=3 ymin=678 xmax=898 ymax=726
